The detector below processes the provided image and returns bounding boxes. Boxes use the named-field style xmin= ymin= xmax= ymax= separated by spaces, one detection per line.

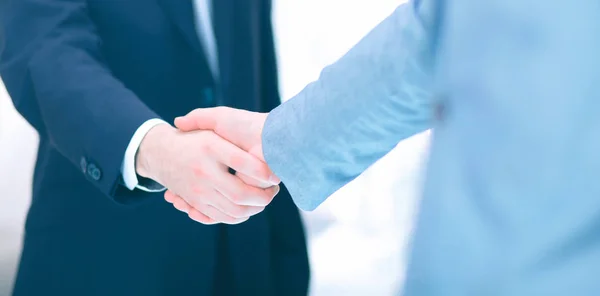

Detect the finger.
xmin=237 ymin=171 xmax=272 ymax=189
xmin=206 ymin=188 xmax=265 ymax=218
xmin=167 ymin=191 xmax=218 ymax=225
xmin=171 ymin=178 xmax=251 ymax=224
xmin=186 ymin=181 xmax=264 ymax=220
xmin=197 ymin=203 xmax=249 ymax=225
xmin=174 ymin=107 xmax=224 ymax=132
xmin=165 ymin=190 xmax=182 ymax=205
xmin=269 ymin=185 xmax=281 ymax=199
xmin=213 ymin=171 xmax=280 ymax=207
xmin=177 ymin=109 xmax=277 ymax=181
xmin=187 ymin=207 xmax=218 ymax=225
xmin=248 ymin=143 xmax=270 ymax=165
xmin=176 ymin=108 xmax=262 ymax=153
xmin=212 ymin=136 xmax=276 ymax=185
xmin=164 ymin=190 xmax=178 ymax=203
xmin=173 ymin=198 xmax=191 ymax=214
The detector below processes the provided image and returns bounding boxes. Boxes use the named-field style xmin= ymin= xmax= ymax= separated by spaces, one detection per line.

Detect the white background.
xmin=0 ymin=1 xmax=429 ymax=295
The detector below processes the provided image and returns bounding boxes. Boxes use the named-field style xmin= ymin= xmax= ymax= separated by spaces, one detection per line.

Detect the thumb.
xmin=174 ymin=108 xmax=219 ymax=131
xmin=248 ymin=142 xmax=265 ymax=163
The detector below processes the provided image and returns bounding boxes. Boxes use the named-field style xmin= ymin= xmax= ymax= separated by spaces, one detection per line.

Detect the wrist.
xmin=135 ymin=123 xmax=177 ymax=180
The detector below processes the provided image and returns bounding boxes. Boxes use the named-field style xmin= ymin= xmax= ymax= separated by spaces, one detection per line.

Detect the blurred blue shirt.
xmin=262 ymin=1 xmax=600 ymax=295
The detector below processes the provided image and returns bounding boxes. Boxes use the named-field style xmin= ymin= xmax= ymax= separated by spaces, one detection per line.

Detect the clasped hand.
xmin=136 ymin=107 xmax=276 ymax=225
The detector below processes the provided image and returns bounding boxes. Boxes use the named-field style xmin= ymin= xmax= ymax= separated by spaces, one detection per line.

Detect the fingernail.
xmin=174 ymin=117 xmax=182 ymax=122
xmin=269 ymin=175 xmax=280 ymax=185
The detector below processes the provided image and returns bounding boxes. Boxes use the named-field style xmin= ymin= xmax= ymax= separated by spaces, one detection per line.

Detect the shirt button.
xmin=80 ymin=157 xmax=87 ymax=174
xmin=87 ymin=163 xmax=102 ymax=181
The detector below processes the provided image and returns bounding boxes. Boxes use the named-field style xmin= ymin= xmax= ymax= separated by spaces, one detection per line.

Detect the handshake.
xmin=136 ymin=107 xmax=279 ymax=225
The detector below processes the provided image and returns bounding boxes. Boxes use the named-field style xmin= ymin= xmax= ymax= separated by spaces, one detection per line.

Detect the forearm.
xmin=121 ymin=119 xmax=170 ymax=193
xmin=262 ymin=2 xmax=437 ymax=210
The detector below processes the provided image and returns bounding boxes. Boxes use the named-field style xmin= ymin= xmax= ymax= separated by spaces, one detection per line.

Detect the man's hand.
xmin=161 ymin=107 xmax=273 ymax=223
xmin=136 ymin=123 xmax=279 ymax=225
xmin=175 ymin=107 xmax=271 ymax=189
xmin=175 ymin=107 xmax=268 ymax=161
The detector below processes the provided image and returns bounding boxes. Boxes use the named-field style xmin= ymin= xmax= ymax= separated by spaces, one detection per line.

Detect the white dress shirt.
xmin=121 ymin=0 xmax=219 ymax=191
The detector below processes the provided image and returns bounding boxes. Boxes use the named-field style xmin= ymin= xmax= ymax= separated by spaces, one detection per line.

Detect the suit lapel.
xmin=158 ymin=0 xmax=218 ymax=89
xmin=157 ymin=0 xmax=203 ymax=54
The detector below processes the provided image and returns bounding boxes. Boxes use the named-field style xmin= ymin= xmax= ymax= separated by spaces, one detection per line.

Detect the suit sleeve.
xmin=261 ymin=1 xmax=439 ymax=211
xmin=0 ymin=0 xmax=160 ymax=202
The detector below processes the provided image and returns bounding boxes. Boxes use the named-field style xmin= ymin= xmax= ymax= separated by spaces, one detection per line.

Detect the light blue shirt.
xmin=262 ymin=1 xmax=600 ymax=295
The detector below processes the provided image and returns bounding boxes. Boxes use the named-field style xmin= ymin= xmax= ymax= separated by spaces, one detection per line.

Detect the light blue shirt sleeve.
xmin=262 ymin=2 xmax=438 ymax=211
xmin=265 ymin=0 xmax=600 ymax=294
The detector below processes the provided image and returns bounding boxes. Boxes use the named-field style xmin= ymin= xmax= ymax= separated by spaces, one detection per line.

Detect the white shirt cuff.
xmin=121 ymin=118 xmax=169 ymax=192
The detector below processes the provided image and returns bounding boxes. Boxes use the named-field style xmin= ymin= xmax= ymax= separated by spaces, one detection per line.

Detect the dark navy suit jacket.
xmin=0 ymin=0 xmax=309 ymax=295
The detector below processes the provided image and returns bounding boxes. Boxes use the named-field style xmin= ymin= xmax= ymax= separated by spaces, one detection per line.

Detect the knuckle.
xmin=229 ymin=153 xmax=247 ymax=170
xmin=256 ymin=161 xmax=269 ymax=174
xmin=228 ymin=191 xmax=243 ymax=204
xmin=253 ymin=165 xmax=270 ymax=181
xmin=246 ymin=161 xmax=269 ymax=181
xmin=261 ymin=190 xmax=275 ymax=205
xmin=198 ymin=141 xmax=214 ymax=155
xmin=191 ymin=165 xmax=210 ymax=179
xmin=187 ymin=198 xmax=202 ymax=210
xmin=226 ymin=186 xmax=245 ymax=204
xmin=205 ymin=138 xmax=223 ymax=157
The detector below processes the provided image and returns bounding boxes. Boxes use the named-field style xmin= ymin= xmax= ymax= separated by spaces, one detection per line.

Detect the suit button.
xmin=80 ymin=157 xmax=87 ymax=174
xmin=87 ymin=163 xmax=102 ymax=181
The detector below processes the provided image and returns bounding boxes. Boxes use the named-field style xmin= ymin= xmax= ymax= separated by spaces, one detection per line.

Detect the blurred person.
xmin=172 ymin=1 xmax=600 ymax=295
xmin=0 ymin=0 xmax=309 ymax=295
